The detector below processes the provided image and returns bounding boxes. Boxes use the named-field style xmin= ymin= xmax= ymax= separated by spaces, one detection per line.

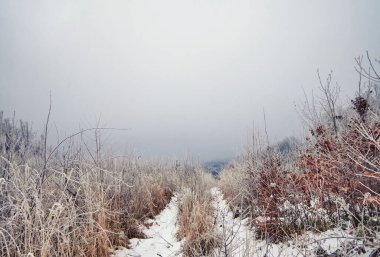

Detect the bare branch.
xmin=46 ymin=127 xmax=130 ymax=165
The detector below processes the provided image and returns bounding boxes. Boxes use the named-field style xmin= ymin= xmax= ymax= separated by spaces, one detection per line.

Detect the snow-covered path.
xmin=112 ymin=188 xmax=378 ymax=257
xmin=112 ymin=196 xmax=182 ymax=257
xmin=211 ymin=187 xmax=255 ymax=257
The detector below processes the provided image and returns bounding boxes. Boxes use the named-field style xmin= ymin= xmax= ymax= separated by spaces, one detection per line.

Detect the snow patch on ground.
xmin=211 ymin=187 xmax=255 ymax=256
xmin=210 ymin=187 xmax=378 ymax=257
xmin=111 ymin=195 xmax=182 ymax=257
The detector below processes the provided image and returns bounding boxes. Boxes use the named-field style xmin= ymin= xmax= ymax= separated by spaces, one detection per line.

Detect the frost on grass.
xmin=211 ymin=187 xmax=379 ymax=257
xmin=111 ymin=195 xmax=182 ymax=257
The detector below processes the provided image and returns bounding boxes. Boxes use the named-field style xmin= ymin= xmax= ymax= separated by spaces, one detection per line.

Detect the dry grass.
xmin=0 ymin=112 xmax=221 ymax=257
xmin=0 ymin=157 xmax=185 ymax=257
xmin=176 ymin=171 xmax=219 ymax=257
xmin=219 ymin=161 xmax=251 ymax=218
xmin=0 ymin=117 xmax=186 ymax=257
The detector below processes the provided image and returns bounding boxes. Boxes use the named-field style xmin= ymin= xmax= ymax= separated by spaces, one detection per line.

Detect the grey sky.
xmin=1 ymin=0 xmax=379 ymax=160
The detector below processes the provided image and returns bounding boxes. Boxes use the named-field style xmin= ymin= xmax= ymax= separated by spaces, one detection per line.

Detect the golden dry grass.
xmin=176 ymin=171 xmax=219 ymax=257
xmin=0 ymin=155 xmax=184 ymax=257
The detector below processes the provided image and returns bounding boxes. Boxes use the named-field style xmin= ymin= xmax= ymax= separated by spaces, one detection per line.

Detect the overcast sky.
xmin=1 ymin=0 xmax=379 ymax=160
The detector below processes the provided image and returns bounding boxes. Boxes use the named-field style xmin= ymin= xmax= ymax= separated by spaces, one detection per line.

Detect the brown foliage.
xmin=242 ymin=119 xmax=380 ymax=242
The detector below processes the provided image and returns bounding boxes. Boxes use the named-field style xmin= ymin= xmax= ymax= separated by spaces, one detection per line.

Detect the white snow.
xmin=111 ymin=195 xmax=182 ymax=257
xmin=210 ymin=187 xmax=378 ymax=257
xmin=211 ymin=187 xmax=256 ymax=257
xmin=111 ymin=188 xmax=378 ymax=257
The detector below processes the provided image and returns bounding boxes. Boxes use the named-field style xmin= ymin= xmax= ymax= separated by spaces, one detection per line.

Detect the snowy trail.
xmin=211 ymin=187 xmax=255 ymax=257
xmin=111 ymin=188 xmax=378 ymax=257
xmin=112 ymin=195 xmax=182 ymax=257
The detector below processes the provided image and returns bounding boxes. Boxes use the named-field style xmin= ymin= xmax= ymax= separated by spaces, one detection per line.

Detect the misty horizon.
xmin=1 ymin=0 xmax=380 ymax=161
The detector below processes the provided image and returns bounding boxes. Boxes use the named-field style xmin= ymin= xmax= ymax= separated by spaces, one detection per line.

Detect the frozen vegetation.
xmin=1 ymin=54 xmax=380 ymax=256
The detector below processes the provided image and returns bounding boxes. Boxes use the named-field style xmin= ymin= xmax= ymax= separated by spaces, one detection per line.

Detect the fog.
xmin=1 ymin=0 xmax=379 ymax=160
